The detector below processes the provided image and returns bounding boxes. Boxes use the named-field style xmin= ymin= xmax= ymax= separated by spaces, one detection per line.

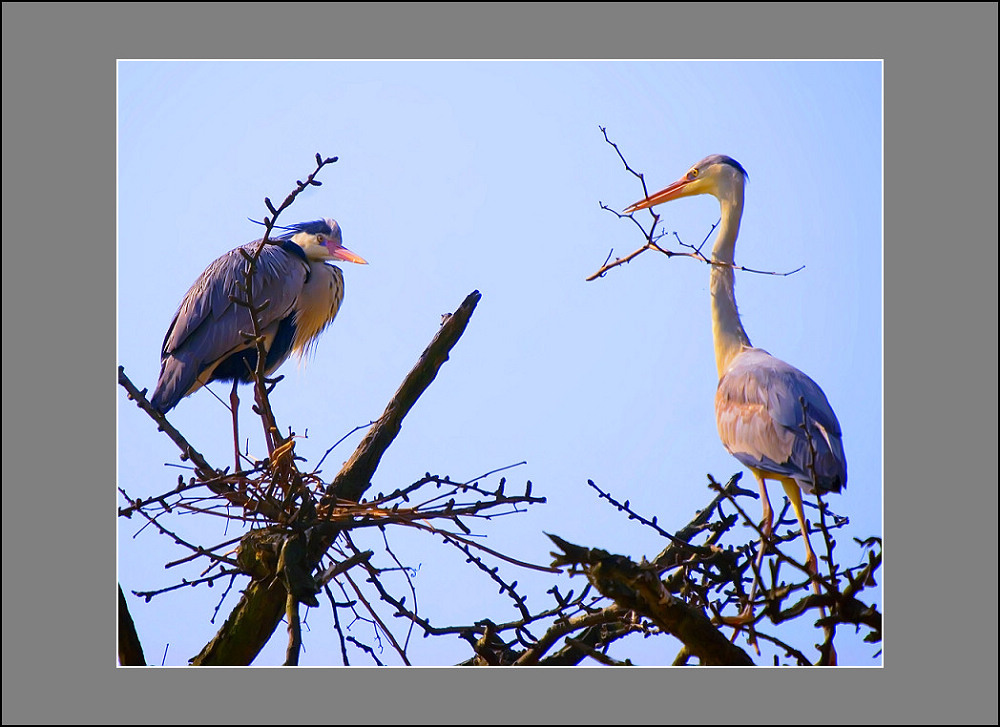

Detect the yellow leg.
xmin=781 ymin=482 xmax=838 ymax=665
xmin=757 ymin=474 xmax=774 ymax=541
xmin=781 ymin=481 xmax=817 ymax=577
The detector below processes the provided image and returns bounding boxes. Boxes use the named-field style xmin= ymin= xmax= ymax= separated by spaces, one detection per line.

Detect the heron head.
xmin=282 ymin=218 xmax=367 ymax=265
xmin=624 ymin=154 xmax=748 ymax=213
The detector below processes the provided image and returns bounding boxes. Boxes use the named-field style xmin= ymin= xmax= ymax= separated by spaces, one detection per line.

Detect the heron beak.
xmin=328 ymin=245 xmax=368 ymax=265
xmin=623 ymin=176 xmax=695 ymax=214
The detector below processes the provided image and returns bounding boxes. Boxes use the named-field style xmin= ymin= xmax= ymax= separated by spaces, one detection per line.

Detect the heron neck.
xmin=711 ymin=191 xmax=752 ymax=377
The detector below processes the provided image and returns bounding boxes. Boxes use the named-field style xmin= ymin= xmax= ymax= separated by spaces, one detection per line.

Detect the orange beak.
xmin=623 ymin=175 xmax=696 ymax=214
xmin=328 ymin=244 xmax=368 ymax=265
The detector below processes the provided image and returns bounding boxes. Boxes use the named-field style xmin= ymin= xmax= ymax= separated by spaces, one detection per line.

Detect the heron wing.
xmin=151 ymin=242 xmax=308 ymax=412
xmin=715 ymin=348 xmax=847 ymax=493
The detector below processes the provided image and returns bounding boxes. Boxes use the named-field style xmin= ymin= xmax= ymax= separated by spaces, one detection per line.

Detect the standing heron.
xmin=150 ymin=218 xmax=367 ymax=461
xmin=624 ymin=155 xmax=847 ymax=620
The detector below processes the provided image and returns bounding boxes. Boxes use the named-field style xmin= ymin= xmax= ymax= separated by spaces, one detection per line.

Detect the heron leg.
xmin=782 ymin=483 xmax=839 ymax=664
xmin=757 ymin=475 xmax=774 ymax=542
xmin=781 ymin=481 xmax=818 ymax=578
xmin=719 ymin=541 xmax=765 ymax=631
xmin=230 ymin=381 xmax=242 ymax=474
xmin=746 ymin=473 xmax=774 ymax=606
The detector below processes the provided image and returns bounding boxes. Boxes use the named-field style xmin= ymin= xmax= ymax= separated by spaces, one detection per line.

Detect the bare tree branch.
xmin=547 ymin=534 xmax=755 ymax=666
xmin=189 ymin=291 xmax=483 ymax=665
xmin=118 ymin=584 xmax=146 ymax=666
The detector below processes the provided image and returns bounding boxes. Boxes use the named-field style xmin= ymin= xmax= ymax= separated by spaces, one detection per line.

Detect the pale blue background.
xmin=118 ymin=60 xmax=882 ymax=666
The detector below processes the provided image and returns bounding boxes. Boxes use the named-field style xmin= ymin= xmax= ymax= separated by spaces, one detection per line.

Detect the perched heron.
xmin=150 ymin=218 xmax=366 ymax=455
xmin=624 ymin=155 xmax=847 ymax=618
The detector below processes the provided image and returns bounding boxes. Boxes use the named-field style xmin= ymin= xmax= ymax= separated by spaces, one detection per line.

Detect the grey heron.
xmin=624 ymin=155 xmax=847 ymax=623
xmin=150 ymin=218 xmax=366 ymax=460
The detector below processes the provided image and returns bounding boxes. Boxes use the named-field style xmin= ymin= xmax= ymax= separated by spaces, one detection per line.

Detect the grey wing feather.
xmin=715 ymin=348 xmax=847 ymax=494
xmin=151 ymin=242 xmax=308 ymax=412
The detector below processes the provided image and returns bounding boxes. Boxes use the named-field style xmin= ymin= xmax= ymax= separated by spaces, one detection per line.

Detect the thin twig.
xmin=588 ymin=129 xmax=804 ymax=282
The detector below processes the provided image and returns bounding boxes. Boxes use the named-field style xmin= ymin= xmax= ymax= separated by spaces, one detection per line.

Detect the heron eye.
xmin=689 ymin=168 xmax=699 ymax=179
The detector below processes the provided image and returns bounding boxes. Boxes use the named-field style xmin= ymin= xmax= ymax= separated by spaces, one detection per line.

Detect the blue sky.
xmin=118 ymin=60 xmax=882 ymax=666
